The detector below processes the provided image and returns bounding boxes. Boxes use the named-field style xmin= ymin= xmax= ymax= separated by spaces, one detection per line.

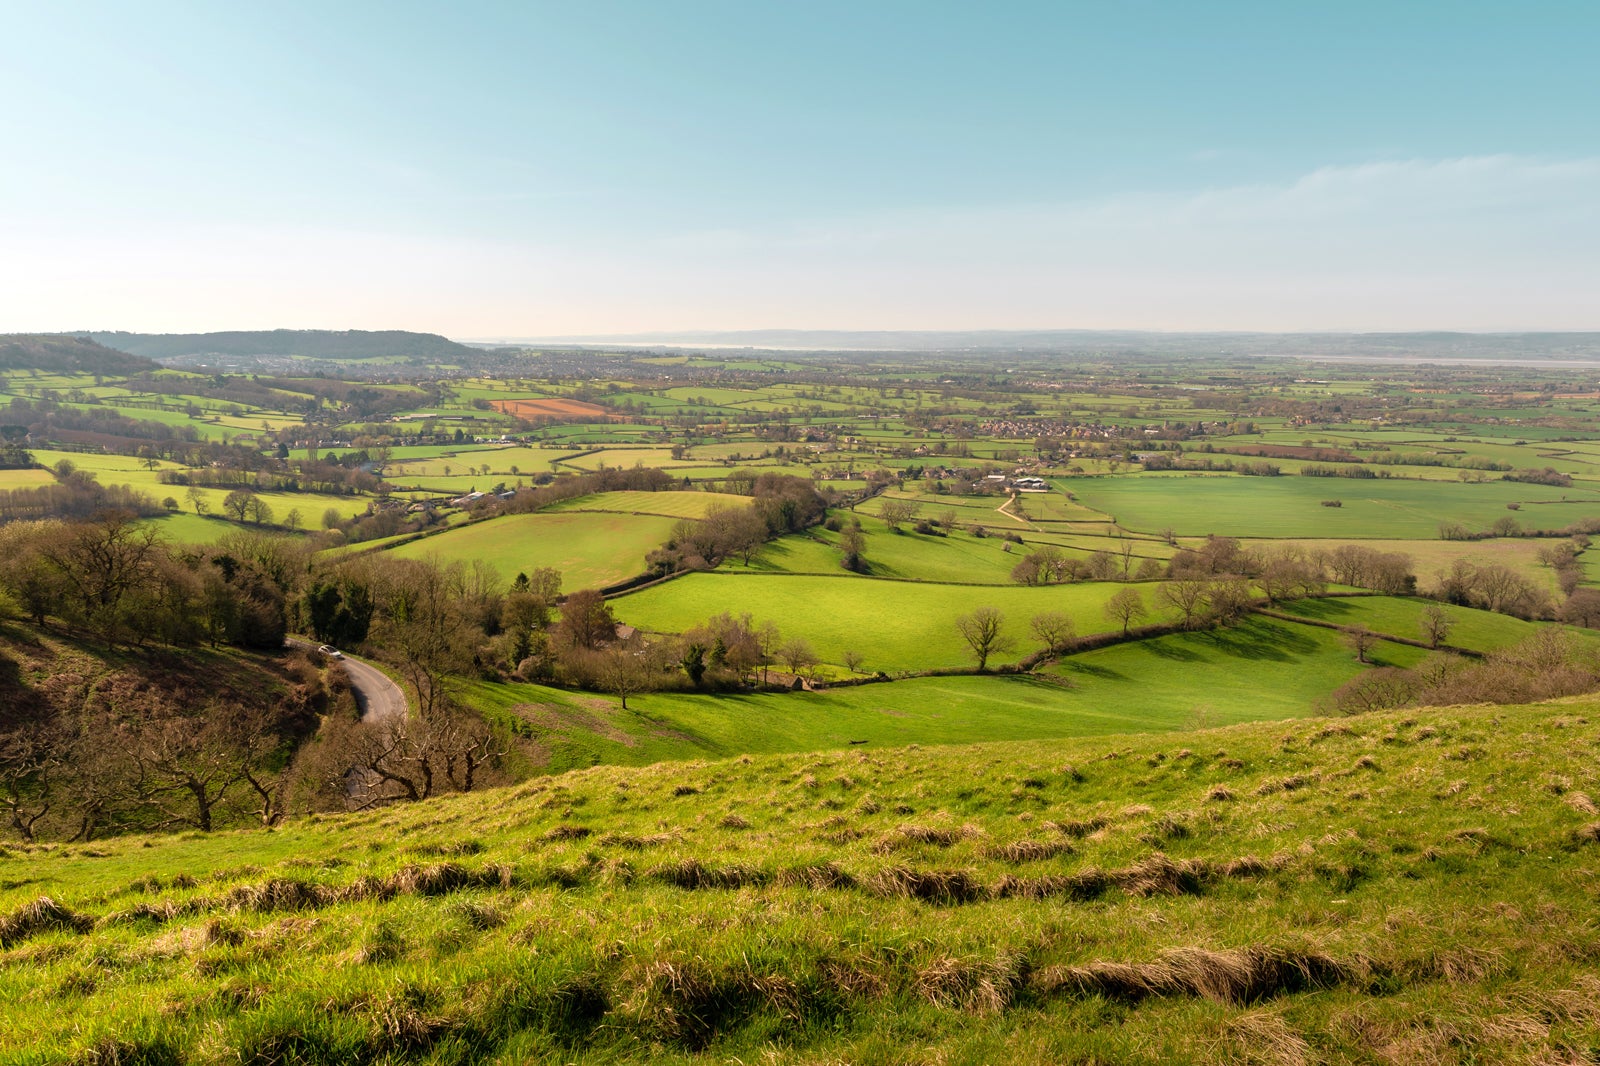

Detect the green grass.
xmin=1047 ymin=614 xmax=1426 ymax=721
xmin=730 ymin=521 xmax=1030 ymax=583
xmin=386 ymin=512 xmax=679 ymax=591
xmin=613 ymin=573 xmax=1177 ymax=671
xmin=1271 ymin=595 xmax=1563 ymax=652
xmin=8 ymin=700 xmax=1600 ymax=1063
xmin=1072 ymin=474 xmax=1600 ymax=538
xmin=545 ymin=490 xmax=753 ymax=519
xmin=462 ymin=611 xmax=1450 ymax=775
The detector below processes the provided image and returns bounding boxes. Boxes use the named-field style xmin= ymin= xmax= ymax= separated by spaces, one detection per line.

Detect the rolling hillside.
xmin=6 ymin=698 xmax=1600 ymax=1063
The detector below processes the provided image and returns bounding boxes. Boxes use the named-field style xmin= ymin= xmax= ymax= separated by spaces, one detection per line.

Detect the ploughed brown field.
xmin=490 ymin=397 xmax=613 ymax=419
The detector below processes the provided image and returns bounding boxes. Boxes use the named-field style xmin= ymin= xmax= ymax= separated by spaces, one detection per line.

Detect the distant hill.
xmin=0 ymin=335 xmax=156 ymax=375
xmin=491 ymin=328 xmax=1600 ymax=361
xmin=81 ymin=329 xmax=479 ymax=365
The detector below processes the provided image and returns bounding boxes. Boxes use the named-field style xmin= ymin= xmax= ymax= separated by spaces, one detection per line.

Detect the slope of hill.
xmin=0 ymin=335 xmax=156 ymax=375
xmin=7 ymin=698 xmax=1600 ymax=1063
xmin=81 ymin=329 xmax=479 ymax=365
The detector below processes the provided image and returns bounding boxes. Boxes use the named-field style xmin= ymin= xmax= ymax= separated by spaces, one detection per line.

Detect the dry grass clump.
xmin=916 ymin=952 xmax=1027 ymax=1014
xmin=101 ymin=899 xmax=202 ymax=928
xmin=717 ymin=813 xmax=752 ymax=830
xmin=224 ymin=878 xmax=330 ymax=914
xmin=1043 ymin=816 xmax=1108 ymax=838
xmin=985 ymin=838 xmax=1073 ymax=864
xmin=646 ymin=858 xmax=767 ymax=890
xmin=865 ymin=866 xmax=985 ymax=905
xmin=991 ymin=852 xmax=1218 ymax=903
xmin=542 ymin=824 xmax=592 ymax=841
xmin=0 ymin=897 xmax=94 ymax=946
xmin=1256 ymin=775 xmax=1313 ymax=796
xmin=1563 ymin=791 xmax=1598 ymax=814
xmin=598 ymin=832 xmax=678 ymax=850
xmin=872 ymin=823 xmax=977 ymax=852
xmin=1033 ymin=945 xmax=1353 ymax=1005
xmin=1207 ymin=785 xmax=1237 ymax=803
xmin=775 ymin=862 xmax=856 ymax=891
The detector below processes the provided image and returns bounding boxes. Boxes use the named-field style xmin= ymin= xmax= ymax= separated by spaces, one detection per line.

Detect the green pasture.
xmin=559 ymin=447 xmax=698 ymax=471
xmin=1278 ymin=536 xmax=1566 ymax=592
xmin=1047 ymin=613 xmax=1423 ymax=722
xmin=1072 ymin=473 xmax=1600 ymax=538
xmin=546 ymin=489 xmax=752 ymax=519
xmin=462 ymin=614 xmax=1419 ymax=774
xmin=612 ymin=573 xmax=1177 ymax=672
xmin=1271 ymin=596 xmax=1577 ymax=653
xmin=386 ymin=511 xmax=678 ymax=590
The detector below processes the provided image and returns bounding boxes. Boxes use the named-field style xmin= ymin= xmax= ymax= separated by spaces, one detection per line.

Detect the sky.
xmin=1 ymin=1 xmax=1597 ymax=336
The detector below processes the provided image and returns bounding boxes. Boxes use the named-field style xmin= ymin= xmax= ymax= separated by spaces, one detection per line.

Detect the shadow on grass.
xmin=1186 ymin=619 xmax=1321 ymax=663
xmin=1280 ymin=598 xmax=1358 ymax=621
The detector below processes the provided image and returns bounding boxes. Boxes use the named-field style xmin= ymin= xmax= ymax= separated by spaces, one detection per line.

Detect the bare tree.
xmin=842 ymin=648 xmax=866 ymax=673
xmin=1419 ymin=603 xmax=1454 ymax=649
xmin=1206 ymin=577 xmax=1255 ymax=625
xmin=1104 ymin=587 xmax=1148 ymax=636
xmin=955 ymin=606 xmax=1013 ymax=671
xmin=778 ymin=638 xmax=820 ymax=677
xmin=879 ymin=498 xmax=918 ymax=531
xmin=185 ymin=486 xmax=210 ymax=515
xmin=599 ymin=646 xmax=651 ymax=710
xmin=1343 ymin=625 xmax=1379 ymax=664
xmin=1158 ymin=580 xmax=1210 ymax=630
xmin=1030 ymin=610 xmax=1074 ymax=654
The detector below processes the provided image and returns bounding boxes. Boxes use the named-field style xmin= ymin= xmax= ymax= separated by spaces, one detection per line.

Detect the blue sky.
xmin=2 ymin=1 xmax=1596 ymax=334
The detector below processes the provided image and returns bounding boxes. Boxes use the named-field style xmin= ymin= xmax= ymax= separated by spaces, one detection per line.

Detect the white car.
xmin=317 ymin=645 xmax=344 ymax=660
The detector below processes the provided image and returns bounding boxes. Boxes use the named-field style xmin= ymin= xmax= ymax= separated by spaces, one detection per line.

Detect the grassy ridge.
xmin=7 ymin=700 xmax=1600 ymax=1062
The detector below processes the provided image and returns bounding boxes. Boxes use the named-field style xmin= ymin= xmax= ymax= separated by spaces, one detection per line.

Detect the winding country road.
xmin=285 ymin=638 xmax=408 ymax=728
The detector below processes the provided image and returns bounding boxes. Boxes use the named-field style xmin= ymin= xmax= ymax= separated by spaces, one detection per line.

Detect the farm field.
xmin=545 ymin=489 xmax=753 ymax=519
xmin=1276 ymin=536 xmax=1563 ymax=591
xmin=1071 ymin=474 xmax=1600 ymax=538
xmin=386 ymin=511 xmax=679 ymax=590
xmin=612 ymin=572 xmax=1178 ymax=672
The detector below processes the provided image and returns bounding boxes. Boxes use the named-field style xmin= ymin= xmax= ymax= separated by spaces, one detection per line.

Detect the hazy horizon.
xmin=3 ymin=2 xmax=1596 ymax=335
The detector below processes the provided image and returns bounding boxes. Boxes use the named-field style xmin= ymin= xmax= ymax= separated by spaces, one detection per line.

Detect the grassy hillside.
xmin=8 ymin=699 xmax=1600 ymax=1063
xmin=0 ymin=334 xmax=155 ymax=375
xmin=84 ymin=329 xmax=478 ymax=363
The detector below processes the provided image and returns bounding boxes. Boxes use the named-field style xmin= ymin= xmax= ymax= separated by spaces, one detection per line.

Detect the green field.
xmin=387 ymin=511 xmax=679 ymax=590
xmin=1072 ymin=474 xmax=1600 ymax=538
xmin=9 ymin=700 xmax=1600 ymax=1063
xmin=613 ymin=573 xmax=1177 ymax=672
xmin=546 ymin=490 xmax=754 ymax=519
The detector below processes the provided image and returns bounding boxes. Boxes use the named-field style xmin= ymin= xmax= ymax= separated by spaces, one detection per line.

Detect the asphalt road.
xmin=285 ymin=638 xmax=407 ymax=728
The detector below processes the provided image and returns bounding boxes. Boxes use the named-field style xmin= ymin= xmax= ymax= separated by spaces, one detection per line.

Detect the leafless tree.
xmin=1104 ymin=587 xmax=1148 ymax=636
xmin=1419 ymin=603 xmax=1454 ymax=649
xmin=879 ymin=498 xmax=918 ymax=530
xmin=1030 ymin=610 xmax=1074 ymax=654
xmin=955 ymin=606 xmax=1013 ymax=671
xmin=1343 ymin=625 xmax=1379 ymax=664
xmin=1158 ymin=580 xmax=1209 ymax=630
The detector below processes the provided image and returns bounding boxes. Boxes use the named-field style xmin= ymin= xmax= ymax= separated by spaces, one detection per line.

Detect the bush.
xmin=1320 ymin=499 xmax=1342 ymax=508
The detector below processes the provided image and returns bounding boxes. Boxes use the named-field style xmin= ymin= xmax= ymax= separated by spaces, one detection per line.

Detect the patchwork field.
xmin=387 ymin=511 xmax=679 ymax=590
xmin=489 ymin=397 xmax=613 ymax=419
xmin=1072 ymin=475 xmax=1600 ymax=538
